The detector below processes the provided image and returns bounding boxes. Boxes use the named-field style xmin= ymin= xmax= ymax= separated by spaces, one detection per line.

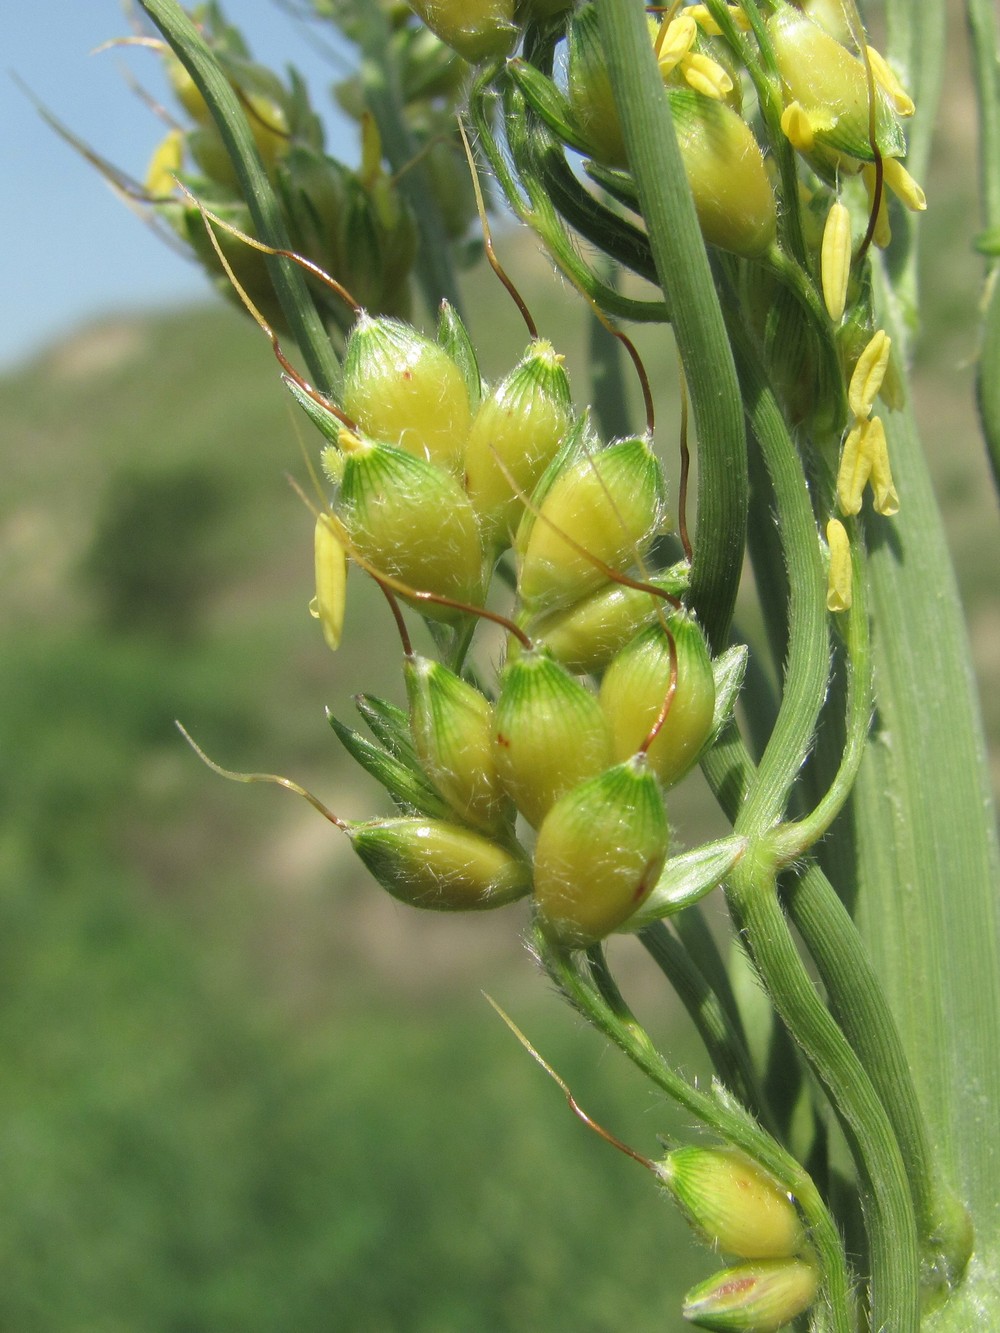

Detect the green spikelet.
xmin=533 ymin=755 xmax=669 ymax=947
xmin=342 ymin=314 xmax=473 ymax=472
xmin=493 ymin=649 xmax=612 ymax=828
xmin=600 ymin=614 xmax=716 ymax=787
xmin=337 ymin=433 xmax=485 ymax=620
xmin=405 ymin=655 xmax=513 ymax=835
xmin=516 ymin=435 xmax=666 ymax=615
xmin=463 ymin=340 xmax=573 ymax=548
xmin=351 ymin=818 xmax=531 ymax=911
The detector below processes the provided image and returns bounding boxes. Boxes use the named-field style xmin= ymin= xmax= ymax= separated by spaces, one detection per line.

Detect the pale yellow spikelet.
xmin=849 ymin=330 xmax=892 ymax=420
xmin=883 ymin=156 xmax=927 ymax=211
xmin=821 ymin=199 xmax=852 ymax=322
xmin=781 ymin=101 xmax=816 ymax=152
xmin=879 ymin=347 xmax=906 ymax=412
xmin=866 ymin=45 xmax=915 ymax=117
xmin=145 ymin=129 xmax=184 ymax=197
xmin=836 ymin=421 xmax=873 ymax=516
xmin=311 ymin=512 xmax=348 ymax=651
xmin=826 ymin=518 xmax=852 ymax=613
xmin=683 ymin=52 xmax=735 ymax=100
xmin=687 ymin=3 xmax=751 ymax=35
xmin=867 ymin=416 xmax=900 ymax=515
xmin=656 ymin=15 xmax=698 ymax=74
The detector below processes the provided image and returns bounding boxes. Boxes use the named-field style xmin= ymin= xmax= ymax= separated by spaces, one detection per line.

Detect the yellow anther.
xmin=866 ymin=45 xmax=915 ymax=117
xmin=849 ymin=330 xmax=892 ymax=420
xmin=836 ymin=420 xmax=873 ymax=516
xmin=687 ymin=4 xmax=751 ymax=35
xmin=882 ymin=156 xmax=927 ymax=211
xmin=687 ymin=4 xmax=722 ymax=36
xmin=826 ymin=518 xmax=852 ymax=612
xmin=862 ymin=164 xmax=893 ymax=247
xmin=145 ymin=129 xmax=184 ymax=197
xmin=311 ymin=512 xmax=348 ymax=651
xmin=867 ymin=416 xmax=900 ymax=515
xmin=656 ymin=15 xmax=698 ymax=73
xmin=781 ymin=102 xmax=816 ymax=152
xmin=821 ymin=199 xmax=852 ymax=322
xmin=682 ymin=52 xmax=734 ymax=100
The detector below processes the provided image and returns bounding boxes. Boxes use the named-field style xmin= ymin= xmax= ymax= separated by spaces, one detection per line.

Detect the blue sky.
xmin=4 ymin=2 xmax=355 ymax=371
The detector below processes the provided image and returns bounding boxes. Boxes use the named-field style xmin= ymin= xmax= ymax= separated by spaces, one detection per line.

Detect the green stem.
xmin=883 ymin=0 xmax=947 ymax=328
xmin=139 ymin=0 xmax=340 ymax=394
xmin=537 ymin=931 xmax=856 ymax=1332
xmin=771 ymin=518 xmax=872 ymax=859
xmin=703 ymin=715 xmax=969 ymax=1297
xmin=600 ymin=0 xmax=748 ymax=650
xmin=966 ymin=0 xmax=1000 ymax=233
xmin=638 ymin=922 xmax=773 ymax=1126
xmin=975 ymin=277 xmax=1000 ymax=492
xmin=722 ymin=310 xmax=830 ymax=835
xmin=966 ymin=0 xmax=1000 ymax=492
xmin=528 ymin=134 xmax=660 ymax=286
xmin=672 ymin=906 xmax=749 ymax=1045
xmin=782 ymin=861 xmax=973 ymax=1297
xmin=701 ymin=300 xmax=923 ymax=1319
xmin=469 ymin=75 xmax=670 ymax=323
xmin=847 ymin=323 xmax=999 ymax=1308
xmin=726 ymin=858 xmax=921 ymax=1332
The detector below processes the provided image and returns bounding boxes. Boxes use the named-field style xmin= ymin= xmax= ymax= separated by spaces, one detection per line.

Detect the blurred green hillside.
xmin=2 ymin=151 xmax=997 ymax=1328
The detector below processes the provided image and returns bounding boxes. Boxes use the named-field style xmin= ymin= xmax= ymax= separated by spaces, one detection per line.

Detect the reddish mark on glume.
xmin=716 ymin=1276 xmax=757 ymax=1299
xmin=633 ymin=855 xmax=660 ymax=902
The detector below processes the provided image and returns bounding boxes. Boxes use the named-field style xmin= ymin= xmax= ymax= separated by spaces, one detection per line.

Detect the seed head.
xmin=566 ymin=3 xmax=630 ymax=167
xmin=533 ymin=755 xmax=669 ymax=948
xmin=526 ymin=571 xmax=686 ymax=675
xmin=342 ymin=314 xmax=473 ymax=473
xmin=769 ymin=6 xmax=906 ymax=166
xmin=337 ymin=433 xmax=485 ymax=620
xmin=405 ymin=656 xmax=513 ymax=836
xmin=404 ymin=0 xmax=519 ymax=63
xmin=682 ymin=1257 xmax=820 ymax=1331
xmin=667 ymin=91 xmax=777 ymax=258
xmin=493 ymin=649 xmax=613 ymax=828
xmin=655 ymin=1146 xmax=806 ymax=1260
xmin=516 ymin=435 xmax=666 ymax=614
xmin=351 ymin=818 xmax=531 ymax=911
xmin=463 ymin=340 xmax=574 ymax=548
xmin=145 ymin=129 xmax=184 ymax=197
xmin=600 ymin=615 xmax=716 ymax=788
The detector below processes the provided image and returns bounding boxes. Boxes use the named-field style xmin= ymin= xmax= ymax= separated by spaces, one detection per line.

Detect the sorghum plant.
xmin=86 ymin=0 xmax=1000 ymax=1326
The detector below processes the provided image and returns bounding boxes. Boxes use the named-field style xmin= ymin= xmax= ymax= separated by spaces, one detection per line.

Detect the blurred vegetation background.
xmin=3 ymin=23 xmax=998 ymax=1331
